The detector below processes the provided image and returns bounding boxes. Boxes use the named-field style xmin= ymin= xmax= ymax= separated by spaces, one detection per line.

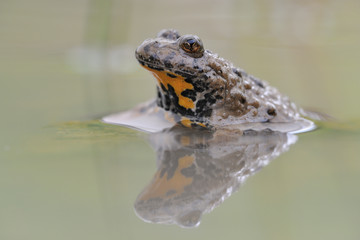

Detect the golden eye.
xmin=179 ymin=35 xmax=204 ymax=58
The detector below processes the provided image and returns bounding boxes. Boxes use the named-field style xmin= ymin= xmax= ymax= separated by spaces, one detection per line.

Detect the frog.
xmin=103 ymin=29 xmax=315 ymax=133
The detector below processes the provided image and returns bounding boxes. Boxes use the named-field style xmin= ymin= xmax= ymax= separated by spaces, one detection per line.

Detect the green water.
xmin=1 ymin=0 xmax=360 ymax=239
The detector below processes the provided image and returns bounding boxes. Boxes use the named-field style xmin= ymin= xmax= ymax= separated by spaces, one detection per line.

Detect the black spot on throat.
xmin=166 ymin=73 xmax=177 ymax=78
xmin=181 ymin=89 xmax=197 ymax=101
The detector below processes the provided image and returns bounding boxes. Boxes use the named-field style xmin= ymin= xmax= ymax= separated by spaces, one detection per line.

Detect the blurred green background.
xmin=1 ymin=0 xmax=360 ymax=239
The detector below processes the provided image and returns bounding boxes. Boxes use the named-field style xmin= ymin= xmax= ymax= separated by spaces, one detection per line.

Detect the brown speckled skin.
xmin=135 ymin=29 xmax=301 ymax=128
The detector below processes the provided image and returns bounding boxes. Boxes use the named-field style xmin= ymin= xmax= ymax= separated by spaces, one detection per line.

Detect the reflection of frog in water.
xmin=103 ymin=29 xmax=315 ymax=133
xmin=134 ymin=128 xmax=297 ymax=228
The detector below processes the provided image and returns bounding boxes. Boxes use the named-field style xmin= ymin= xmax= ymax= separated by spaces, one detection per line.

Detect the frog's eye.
xmin=179 ymin=35 xmax=204 ymax=58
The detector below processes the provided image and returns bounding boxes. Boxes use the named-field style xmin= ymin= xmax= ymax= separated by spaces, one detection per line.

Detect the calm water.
xmin=1 ymin=0 xmax=360 ymax=239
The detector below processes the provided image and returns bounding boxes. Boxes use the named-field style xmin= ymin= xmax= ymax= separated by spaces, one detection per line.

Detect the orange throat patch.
xmin=143 ymin=66 xmax=195 ymax=110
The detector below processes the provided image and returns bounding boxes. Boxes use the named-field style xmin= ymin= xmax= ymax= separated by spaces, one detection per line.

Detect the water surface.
xmin=1 ymin=0 xmax=360 ymax=239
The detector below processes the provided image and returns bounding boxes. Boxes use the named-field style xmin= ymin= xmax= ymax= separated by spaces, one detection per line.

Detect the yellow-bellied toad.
xmin=103 ymin=29 xmax=315 ymax=133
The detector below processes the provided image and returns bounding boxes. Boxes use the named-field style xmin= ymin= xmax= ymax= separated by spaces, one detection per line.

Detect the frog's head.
xmin=135 ymin=29 xmax=228 ymax=124
xmin=135 ymin=29 xmax=205 ymax=75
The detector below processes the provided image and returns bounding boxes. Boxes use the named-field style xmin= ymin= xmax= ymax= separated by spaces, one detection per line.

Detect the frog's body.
xmin=103 ymin=29 xmax=315 ymax=133
xmin=135 ymin=29 xmax=304 ymax=130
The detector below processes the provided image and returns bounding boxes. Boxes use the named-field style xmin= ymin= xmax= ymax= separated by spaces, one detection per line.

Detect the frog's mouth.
xmin=135 ymin=53 xmax=164 ymax=72
xmin=135 ymin=51 xmax=198 ymax=78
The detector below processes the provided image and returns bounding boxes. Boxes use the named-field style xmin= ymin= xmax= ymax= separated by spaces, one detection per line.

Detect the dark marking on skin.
xmin=215 ymin=95 xmax=223 ymax=100
xmin=158 ymin=84 xmax=171 ymax=111
xmin=175 ymin=70 xmax=196 ymax=81
xmin=144 ymin=54 xmax=165 ymax=70
xmin=199 ymin=108 xmax=212 ymax=118
xmin=160 ymin=83 xmax=167 ymax=92
xmin=167 ymin=84 xmax=195 ymax=116
xmin=164 ymin=97 xmax=171 ymax=111
xmin=156 ymin=87 xmax=163 ymax=108
xmin=146 ymin=64 xmax=164 ymax=72
xmin=164 ymin=51 xmax=176 ymax=61
xmin=267 ymin=108 xmax=277 ymax=116
xmin=166 ymin=73 xmax=177 ymax=78
xmin=164 ymin=61 xmax=173 ymax=69
xmin=143 ymin=44 xmax=150 ymax=54
xmin=232 ymin=68 xmax=242 ymax=78
xmin=163 ymin=52 xmax=176 ymax=69
xmin=196 ymin=99 xmax=207 ymax=112
xmin=181 ymin=89 xmax=197 ymax=101
xmin=239 ymin=95 xmax=247 ymax=104
xmin=195 ymin=99 xmax=213 ymax=117
xmin=192 ymin=78 xmax=208 ymax=92
xmin=148 ymin=54 xmax=156 ymax=62
xmin=164 ymin=94 xmax=171 ymax=110
xmin=251 ymin=77 xmax=265 ymax=88
xmin=249 ymin=101 xmax=259 ymax=108
xmin=244 ymin=84 xmax=252 ymax=90
xmin=204 ymin=92 xmax=216 ymax=104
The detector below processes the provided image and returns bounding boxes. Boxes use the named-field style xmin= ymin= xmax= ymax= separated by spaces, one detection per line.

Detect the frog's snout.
xmin=135 ymin=39 xmax=157 ymax=61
